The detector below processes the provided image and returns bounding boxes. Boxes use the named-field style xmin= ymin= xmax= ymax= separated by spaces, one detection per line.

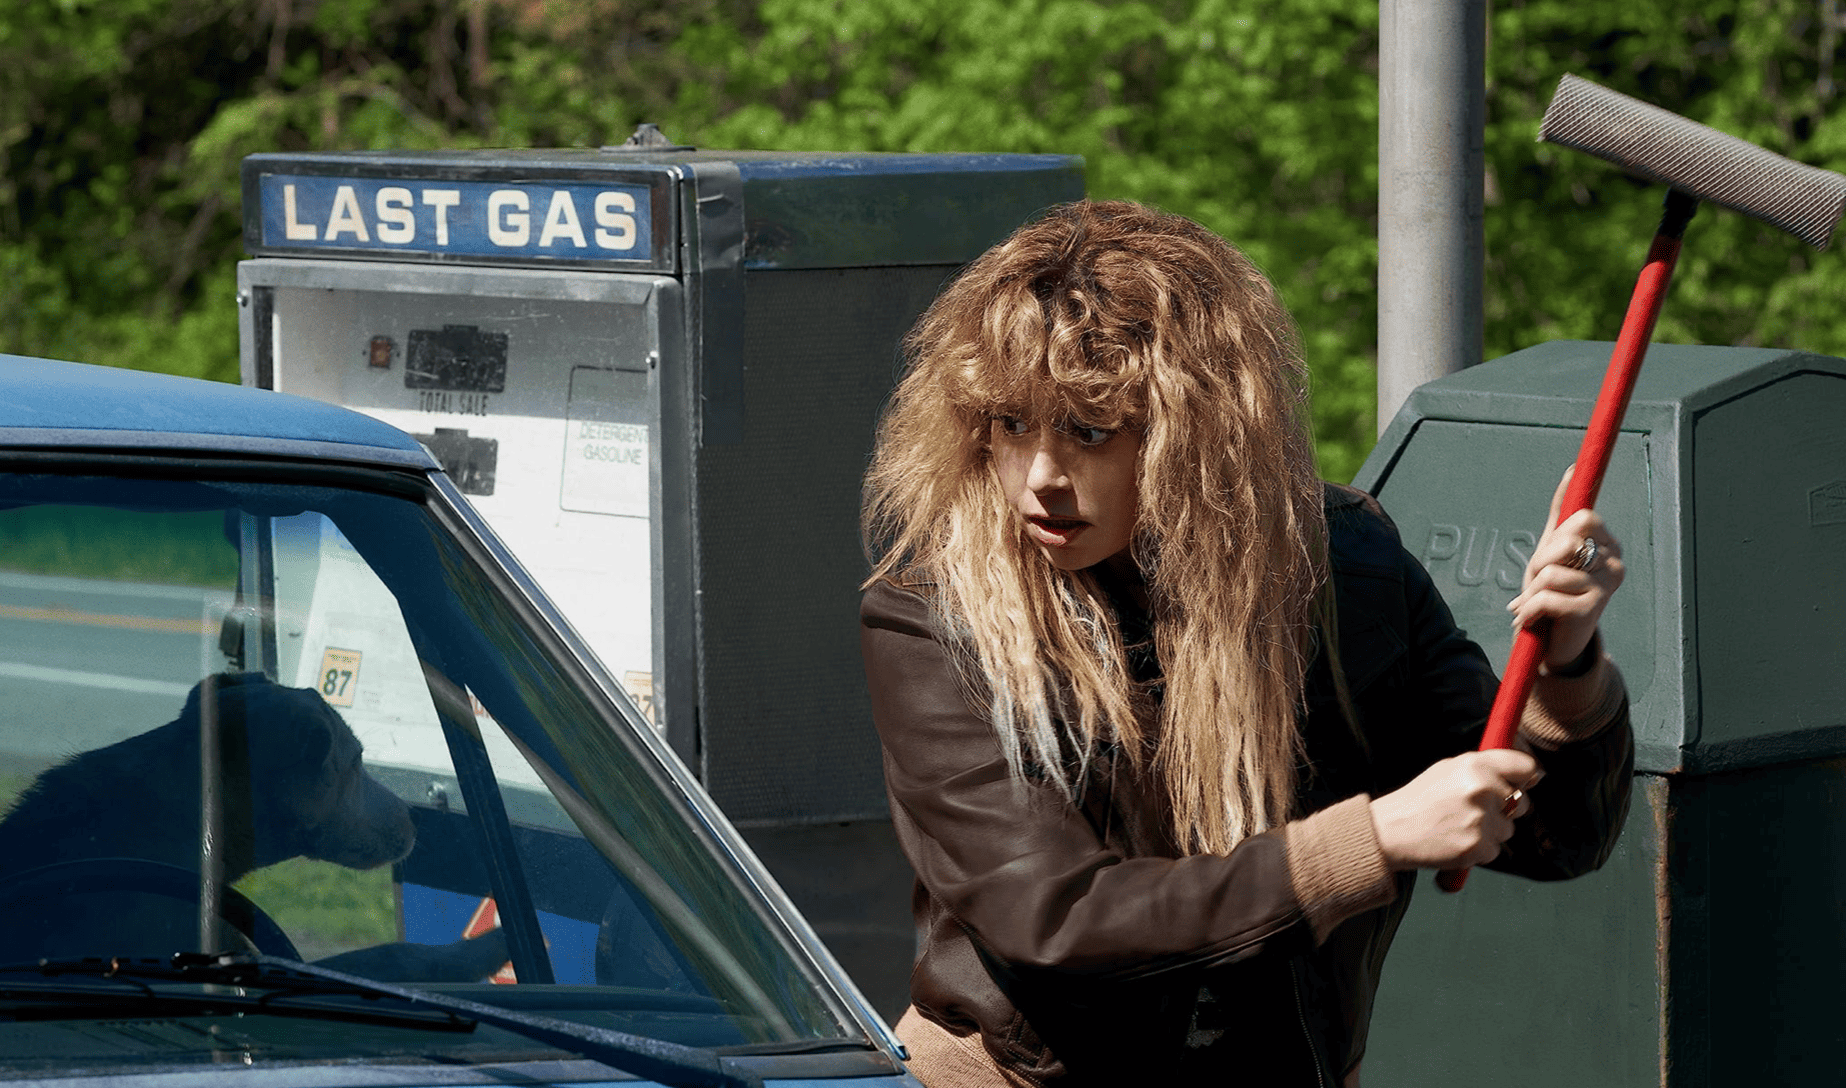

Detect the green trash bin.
xmin=1350 ymin=340 xmax=1846 ymax=1087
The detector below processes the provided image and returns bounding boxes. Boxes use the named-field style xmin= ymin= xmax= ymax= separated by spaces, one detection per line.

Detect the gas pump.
xmin=237 ymin=139 xmax=1083 ymax=1011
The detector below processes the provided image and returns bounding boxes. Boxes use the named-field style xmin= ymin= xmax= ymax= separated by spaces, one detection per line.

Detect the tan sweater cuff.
xmin=1283 ymin=795 xmax=1397 ymax=946
xmin=1520 ymin=634 xmax=1628 ymax=750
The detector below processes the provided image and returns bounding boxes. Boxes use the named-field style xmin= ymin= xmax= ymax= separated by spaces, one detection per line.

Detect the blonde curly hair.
xmin=863 ymin=200 xmax=1326 ymax=854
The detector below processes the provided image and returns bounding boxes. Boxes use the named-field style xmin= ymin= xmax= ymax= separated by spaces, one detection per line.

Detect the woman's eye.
xmin=996 ymin=415 xmax=1030 ymax=437
xmin=1070 ymin=424 xmax=1113 ymax=447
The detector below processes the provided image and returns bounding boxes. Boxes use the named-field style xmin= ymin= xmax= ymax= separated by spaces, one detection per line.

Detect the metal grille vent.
xmin=697 ymin=264 xmax=955 ymax=824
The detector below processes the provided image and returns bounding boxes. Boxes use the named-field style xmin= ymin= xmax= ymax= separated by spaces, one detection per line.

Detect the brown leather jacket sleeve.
xmin=862 ymin=578 xmax=1324 ymax=979
xmin=1352 ymin=491 xmax=1634 ymax=884
xmin=865 ymin=489 xmax=1634 ymax=1082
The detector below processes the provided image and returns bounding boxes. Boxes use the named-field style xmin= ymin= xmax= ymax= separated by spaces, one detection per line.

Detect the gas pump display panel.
xmin=0 ymin=464 xmax=863 ymax=1069
xmin=255 ymin=266 xmax=670 ymax=727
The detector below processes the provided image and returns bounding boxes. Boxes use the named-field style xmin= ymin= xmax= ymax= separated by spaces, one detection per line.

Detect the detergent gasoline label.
xmin=560 ymin=366 xmax=649 ymax=520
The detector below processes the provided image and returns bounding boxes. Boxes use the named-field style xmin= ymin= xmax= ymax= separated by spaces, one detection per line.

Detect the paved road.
xmin=0 ymin=570 xmax=230 ymax=776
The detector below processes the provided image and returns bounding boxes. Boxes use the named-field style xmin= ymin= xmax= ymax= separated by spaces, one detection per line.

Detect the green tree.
xmin=6 ymin=0 xmax=1846 ymax=478
xmin=2 ymin=0 xmax=263 ymax=380
xmin=1 ymin=0 xmax=702 ymax=382
xmin=1484 ymin=1 xmax=1846 ymax=360
xmin=670 ymin=0 xmax=1846 ymax=478
xmin=673 ymin=0 xmax=1383 ymax=478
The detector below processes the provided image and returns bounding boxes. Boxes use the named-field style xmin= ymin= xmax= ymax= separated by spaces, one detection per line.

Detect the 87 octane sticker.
xmin=318 ymin=647 xmax=363 ymax=707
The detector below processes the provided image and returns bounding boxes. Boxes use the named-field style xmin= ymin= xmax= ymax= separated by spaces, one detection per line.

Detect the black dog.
xmin=0 ymin=673 xmax=506 ymax=981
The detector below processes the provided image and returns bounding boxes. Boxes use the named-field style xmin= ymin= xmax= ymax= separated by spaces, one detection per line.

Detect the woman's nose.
xmin=1026 ymin=438 xmax=1071 ymax=492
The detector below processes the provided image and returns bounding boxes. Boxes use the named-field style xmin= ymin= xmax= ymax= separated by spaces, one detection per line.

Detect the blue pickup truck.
xmin=0 ymin=357 xmax=914 ymax=1088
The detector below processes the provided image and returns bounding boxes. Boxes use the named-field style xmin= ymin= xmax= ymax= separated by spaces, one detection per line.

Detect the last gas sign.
xmin=257 ymin=175 xmax=654 ymax=264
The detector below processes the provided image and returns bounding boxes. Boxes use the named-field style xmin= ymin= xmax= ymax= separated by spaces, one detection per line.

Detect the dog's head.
xmin=186 ymin=674 xmax=417 ymax=871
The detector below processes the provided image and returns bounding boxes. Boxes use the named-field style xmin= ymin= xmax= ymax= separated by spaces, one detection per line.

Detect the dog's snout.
xmin=320 ymin=778 xmax=416 ymax=870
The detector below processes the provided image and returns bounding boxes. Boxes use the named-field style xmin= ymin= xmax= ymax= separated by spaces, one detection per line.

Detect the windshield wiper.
xmin=0 ymin=962 xmax=472 ymax=1034
xmin=3 ymin=954 xmax=763 ymax=1088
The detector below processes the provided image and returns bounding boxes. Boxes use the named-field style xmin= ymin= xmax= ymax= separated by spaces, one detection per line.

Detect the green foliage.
xmin=0 ymin=769 xmax=38 ymax=821
xmin=6 ymin=0 xmax=1846 ymax=479
xmin=1483 ymin=0 xmax=1846 ymax=362
xmin=1 ymin=0 xmax=266 ymax=381
xmin=234 ymin=856 xmax=400 ymax=960
xmin=670 ymin=0 xmax=1846 ymax=479
xmin=0 ymin=506 xmax=239 ymax=588
xmin=674 ymin=0 xmax=1382 ymax=477
xmin=665 ymin=0 xmax=1380 ymax=466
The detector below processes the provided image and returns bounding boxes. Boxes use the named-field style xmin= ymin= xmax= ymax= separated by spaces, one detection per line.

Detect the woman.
xmin=859 ymin=201 xmax=1633 ymax=1086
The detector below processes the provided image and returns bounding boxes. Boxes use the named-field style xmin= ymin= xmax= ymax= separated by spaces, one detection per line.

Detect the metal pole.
xmin=1378 ymin=0 xmax=1485 ymax=435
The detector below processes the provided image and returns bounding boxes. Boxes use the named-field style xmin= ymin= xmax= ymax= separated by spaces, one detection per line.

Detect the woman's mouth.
xmin=1027 ymin=515 xmax=1089 ymax=547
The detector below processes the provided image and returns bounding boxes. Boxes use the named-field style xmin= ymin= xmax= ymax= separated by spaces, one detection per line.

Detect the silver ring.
xmin=1502 ymin=789 xmax=1524 ymax=818
xmin=1568 ymin=537 xmax=1600 ymax=573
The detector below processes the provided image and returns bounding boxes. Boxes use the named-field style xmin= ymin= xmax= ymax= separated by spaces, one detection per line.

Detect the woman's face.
xmin=989 ymin=413 xmax=1142 ymax=572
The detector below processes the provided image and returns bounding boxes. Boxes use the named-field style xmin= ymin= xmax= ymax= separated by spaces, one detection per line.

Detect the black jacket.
xmin=860 ymin=484 xmax=1634 ymax=1085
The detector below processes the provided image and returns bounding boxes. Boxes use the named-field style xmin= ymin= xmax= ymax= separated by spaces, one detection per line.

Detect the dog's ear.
xmin=266 ymin=687 xmax=338 ymax=770
xmin=295 ymin=701 xmax=337 ymax=769
xmin=178 ymin=672 xmax=270 ymax=724
xmin=208 ymin=677 xmax=338 ymax=772
xmin=217 ymin=672 xmax=269 ymax=690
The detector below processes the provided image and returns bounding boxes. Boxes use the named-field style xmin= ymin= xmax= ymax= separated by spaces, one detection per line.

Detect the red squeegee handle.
xmin=1436 ymin=190 xmax=1698 ymax=894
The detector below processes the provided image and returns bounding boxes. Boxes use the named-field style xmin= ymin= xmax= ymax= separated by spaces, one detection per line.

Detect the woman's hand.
xmin=1370 ymin=749 xmax=1544 ymax=871
xmin=1506 ymin=468 xmax=1626 ymax=670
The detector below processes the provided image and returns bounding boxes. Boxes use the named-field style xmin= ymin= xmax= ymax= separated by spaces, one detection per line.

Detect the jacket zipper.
xmin=1290 ymin=959 xmax=1328 ymax=1088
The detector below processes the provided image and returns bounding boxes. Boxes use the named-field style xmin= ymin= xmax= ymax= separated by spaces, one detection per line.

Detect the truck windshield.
xmin=0 ymin=468 xmax=854 ymax=1060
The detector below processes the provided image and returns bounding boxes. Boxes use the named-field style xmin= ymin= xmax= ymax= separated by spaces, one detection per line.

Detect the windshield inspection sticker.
xmin=258 ymin=174 xmax=651 ymax=262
